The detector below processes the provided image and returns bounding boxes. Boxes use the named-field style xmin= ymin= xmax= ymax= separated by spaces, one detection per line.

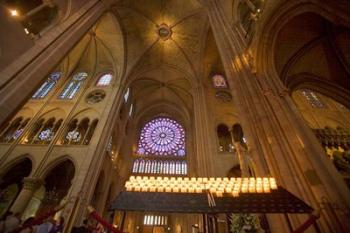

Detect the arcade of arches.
xmin=0 ymin=1 xmax=350 ymax=233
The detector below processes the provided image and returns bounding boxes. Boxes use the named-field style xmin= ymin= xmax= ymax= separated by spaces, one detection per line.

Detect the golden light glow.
xmin=10 ymin=9 xmax=19 ymax=17
xmin=125 ymin=176 xmax=278 ymax=197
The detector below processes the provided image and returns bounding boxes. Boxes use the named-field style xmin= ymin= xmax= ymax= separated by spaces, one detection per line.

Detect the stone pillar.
xmin=233 ymin=142 xmax=249 ymax=177
xmin=10 ymin=177 xmax=42 ymax=214
xmin=193 ymin=83 xmax=216 ymax=176
xmin=201 ymin=0 xmax=350 ymax=232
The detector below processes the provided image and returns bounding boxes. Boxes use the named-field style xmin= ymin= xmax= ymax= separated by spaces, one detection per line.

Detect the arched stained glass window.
xmin=32 ymin=72 xmax=62 ymax=99
xmin=124 ymin=88 xmax=130 ymax=103
xmin=212 ymin=74 xmax=228 ymax=88
xmin=137 ymin=117 xmax=185 ymax=156
xmin=96 ymin=73 xmax=112 ymax=86
xmin=129 ymin=103 xmax=134 ymax=117
xmin=301 ymin=89 xmax=325 ymax=108
xmin=59 ymin=72 xmax=87 ymax=99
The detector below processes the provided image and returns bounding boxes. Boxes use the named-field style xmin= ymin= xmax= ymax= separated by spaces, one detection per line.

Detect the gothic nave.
xmin=0 ymin=1 xmax=350 ymax=233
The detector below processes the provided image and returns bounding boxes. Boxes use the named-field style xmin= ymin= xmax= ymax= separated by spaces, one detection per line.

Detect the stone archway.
xmin=0 ymin=157 xmax=32 ymax=217
xmin=34 ymin=159 xmax=75 ymax=216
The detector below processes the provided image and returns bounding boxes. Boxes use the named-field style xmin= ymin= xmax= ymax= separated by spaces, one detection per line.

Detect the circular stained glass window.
xmin=137 ymin=117 xmax=185 ymax=156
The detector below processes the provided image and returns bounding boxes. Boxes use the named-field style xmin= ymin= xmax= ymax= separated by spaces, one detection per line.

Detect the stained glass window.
xmin=132 ymin=159 xmax=187 ymax=175
xmin=137 ymin=117 xmax=185 ymax=156
xmin=124 ymin=88 xmax=130 ymax=103
xmin=129 ymin=103 xmax=134 ymax=117
xmin=96 ymin=73 xmax=112 ymax=86
xmin=212 ymin=74 xmax=228 ymax=88
xmin=59 ymin=72 xmax=87 ymax=99
xmin=38 ymin=129 xmax=54 ymax=141
xmin=143 ymin=215 xmax=168 ymax=226
xmin=32 ymin=72 xmax=62 ymax=99
xmin=301 ymin=89 xmax=325 ymax=108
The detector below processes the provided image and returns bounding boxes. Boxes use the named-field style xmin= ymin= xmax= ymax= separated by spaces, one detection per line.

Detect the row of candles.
xmin=125 ymin=176 xmax=278 ymax=197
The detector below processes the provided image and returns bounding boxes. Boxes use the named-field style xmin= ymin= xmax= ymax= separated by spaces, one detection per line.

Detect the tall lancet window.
xmin=32 ymin=72 xmax=62 ymax=99
xmin=124 ymin=88 xmax=130 ymax=103
xmin=301 ymin=89 xmax=325 ymax=108
xmin=96 ymin=73 xmax=113 ymax=87
xmin=59 ymin=72 xmax=88 ymax=99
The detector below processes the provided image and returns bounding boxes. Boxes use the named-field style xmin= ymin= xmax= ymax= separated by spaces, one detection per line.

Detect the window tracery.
xmin=137 ymin=117 xmax=185 ymax=156
xmin=143 ymin=215 xmax=168 ymax=226
xmin=59 ymin=72 xmax=87 ymax=99
xmin=301 ymin=89 xmax=325 ymax=108
xmin=22 ymin=118 xmax=62 ymax=144
xmin=132 ymin=159 xmax=187 ymax=175
xmin=212 ymin=74 xmax=228 ymax=88
xmin=61 ymin=118 xmax=98 ymax=145
xmin=0 ymin=117 xmax=30 ymax=143
xmin=133 ymin=117 xmax=187 ymax=175
xmin=32 ymin=72 xmax=62 ymax=99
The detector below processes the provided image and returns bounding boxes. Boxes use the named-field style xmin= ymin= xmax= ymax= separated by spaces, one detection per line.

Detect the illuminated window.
xmin=143 ymin=215 xmax=168 ymax=226
xmin=137 ymin=117 xmax=185 ymax=156
xmin=96 ymin=73 xmax=112 ymax=86
xmin=61 ymin=118 xmax=98 ymax=145
xmin=124 ymin=88 xmax=130 ymax=103
xmin=133 ymin=159 xmax=187 ymax=175
xmin=129 ymin=103 xmax=134 ymax=117
xmin=23 ymin=118 xmax=62 ymax=144
xmin=212 ymin=74 xmax=228 ymax=88
xmin=301 ymin=89 xmax=325 ymax=108
xmin=32 ymin=72 xmax=62 ymax=99
xmin=59 ymin=72 xmax=87 ymax=99
xmin=0 ymin=117 xmax=30 ymax=143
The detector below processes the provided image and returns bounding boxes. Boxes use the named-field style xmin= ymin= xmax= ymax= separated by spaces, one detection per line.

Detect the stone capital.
xmin=22 ymin=177 xmax=43 ymax=191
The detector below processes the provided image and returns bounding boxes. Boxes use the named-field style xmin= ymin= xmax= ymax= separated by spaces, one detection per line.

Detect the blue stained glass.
xmin=32 ymin=72 xmax=62 ymax=99
xmin=59 ymin=72 xmax=87 ymax=99
xmin=137 ymin=117 xmax=185 ymax=156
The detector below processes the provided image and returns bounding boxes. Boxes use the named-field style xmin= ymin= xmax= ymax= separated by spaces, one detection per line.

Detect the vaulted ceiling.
xmin=274 ymin=13 xmax=350 ymax=92
xmin=112 ymin=0 xmax=208 ymax=78
xmin=111 ymin=0 xmax=210 ymax=119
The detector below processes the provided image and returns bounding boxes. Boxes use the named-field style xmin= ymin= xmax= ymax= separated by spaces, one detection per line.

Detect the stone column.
xmin=233 ymin=142 xmax=249 ymax=177
xmin=201 ymin=0 xmax=350 ymax=232
xmin=10 ymin=177 xmax=42 ymax=214
xmin=193 ymin=83 xmax=216 ymax=176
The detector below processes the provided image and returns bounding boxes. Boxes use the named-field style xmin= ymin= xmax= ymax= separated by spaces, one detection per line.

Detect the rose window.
xmin=137 ymin=117 xmax=185 ymax=156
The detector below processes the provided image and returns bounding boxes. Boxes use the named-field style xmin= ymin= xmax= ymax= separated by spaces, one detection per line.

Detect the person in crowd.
xmin=93 ymin=222 xmax=104 ymax=233
xmin=36 ymin=218 xmax=54 ymax=233
xmin=19 ymin=217 xmax=35 ymax=233
xmin=3 ymin=212 xmax=21 ymax=233
xmin=0 ymin=212 xmax=11 ymax=233
xmin=71 ymin=219 xmax=90 ymax=233
xmin=49 ymin=217 xmax=64 ymax=233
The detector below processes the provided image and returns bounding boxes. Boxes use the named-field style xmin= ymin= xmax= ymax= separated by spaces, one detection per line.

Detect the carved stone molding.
xmin=22 ymin=177 xmax=43 ymax=191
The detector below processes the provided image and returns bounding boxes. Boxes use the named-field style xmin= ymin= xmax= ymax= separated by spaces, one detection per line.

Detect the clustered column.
xmin=10 ymin=177 xmax=42 ymax=214
xmin=201 ymin=0 xmax=350 ymax=232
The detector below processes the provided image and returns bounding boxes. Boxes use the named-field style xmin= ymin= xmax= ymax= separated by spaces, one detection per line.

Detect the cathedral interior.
xmin=0 ymin=0 xmax=350 ymax=233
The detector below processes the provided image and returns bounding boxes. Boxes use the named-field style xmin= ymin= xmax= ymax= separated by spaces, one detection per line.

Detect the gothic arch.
xmin=256 ymin=0 xmax=350 ymax=89
xmin=287 ymin=74 xmax=350 ymax=108
xmin=38 ymin=156 xmax=76 ymax=179
xmin=34 ymin=159 xmax=75 ymax=214
xmin=0 ymin=156 xmax=33 ymax=181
